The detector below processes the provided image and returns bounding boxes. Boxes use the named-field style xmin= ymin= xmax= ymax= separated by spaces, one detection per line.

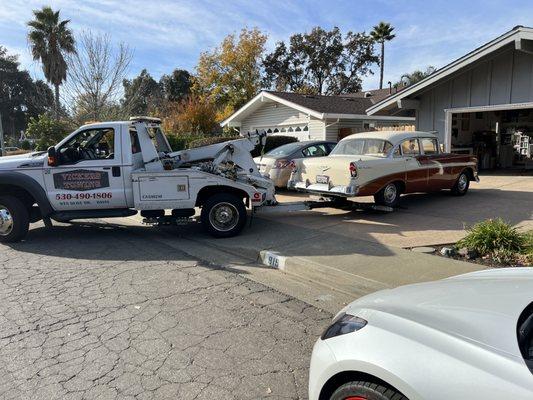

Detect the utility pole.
xmin=0 ymin=112 xmax=4 ymax=157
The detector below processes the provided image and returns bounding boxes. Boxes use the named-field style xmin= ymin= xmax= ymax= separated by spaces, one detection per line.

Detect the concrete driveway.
xmin=270 ymin=172 xmax=533 ymax=248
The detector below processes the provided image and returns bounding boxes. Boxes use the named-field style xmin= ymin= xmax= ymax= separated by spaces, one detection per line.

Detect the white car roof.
xmin=341 ymin=131 xmax=438 ymax=145
xmin=348 ymin=268 xmax=533 ymax=357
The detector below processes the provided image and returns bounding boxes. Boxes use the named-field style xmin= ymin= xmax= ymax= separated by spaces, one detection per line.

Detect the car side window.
xmin=392 ymin=146 xmax=402 ymax=157
xmin=302 ymin=144 xmax=327 ymax=157
xmin=421 ymin=138 xmax=439 ymax=155
xmin=401 ymin=139 xmax=420 ymax=156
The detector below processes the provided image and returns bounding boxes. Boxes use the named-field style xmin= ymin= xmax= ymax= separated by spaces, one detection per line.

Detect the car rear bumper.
xmin=288 ymin=180 xmax=359 ymax=197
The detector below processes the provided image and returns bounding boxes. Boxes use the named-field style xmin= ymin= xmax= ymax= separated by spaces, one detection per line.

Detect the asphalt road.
xmin=0 ymin=222 xmax=330 ymax=400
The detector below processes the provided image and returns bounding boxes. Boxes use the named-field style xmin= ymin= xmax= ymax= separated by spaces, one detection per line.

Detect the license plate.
xmin=316 ymin=175 xmax=329 ymax=184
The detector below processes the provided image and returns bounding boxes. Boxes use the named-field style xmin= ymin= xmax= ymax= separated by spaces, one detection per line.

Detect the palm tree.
xmin=27 ymin=6 xmax=75 ymax=119
xmin=370 ymin=22 xmax=396 ymax=89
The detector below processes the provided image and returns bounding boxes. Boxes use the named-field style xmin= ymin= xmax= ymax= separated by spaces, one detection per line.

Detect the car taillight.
xmin=349 ymin=162 xmax=357 ymax=177
xmin=273 ymin=159 xmax=290 ymax=169
xmin=289 ymin=160 xmax=297 ymax=172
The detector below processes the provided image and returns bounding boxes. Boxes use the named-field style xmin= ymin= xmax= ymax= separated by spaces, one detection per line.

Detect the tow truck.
xmin=0 ymin=117 xmax=276 ymax=242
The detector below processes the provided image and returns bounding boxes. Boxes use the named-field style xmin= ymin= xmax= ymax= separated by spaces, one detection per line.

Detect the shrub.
xmin=251 ymin=135 xmax=298 ymax=157
xmin=456 ymin=218 xmax=526 ymax=257
xmin=26 ymin=114 xmax=73 ymax=151
xmin=20 ymin=140 xmax=31 ymax=150
xmin=189 ymin=136 xmax=240 ymax=149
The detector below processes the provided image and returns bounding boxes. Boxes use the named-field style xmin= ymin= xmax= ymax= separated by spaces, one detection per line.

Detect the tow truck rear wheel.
xmin=201 ymin=193 xmax=247 ymax=238
xmin=0 ymin=195 xmax=29 ymax=243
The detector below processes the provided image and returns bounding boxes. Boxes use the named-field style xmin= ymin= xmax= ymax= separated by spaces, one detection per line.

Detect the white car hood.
xmin=347 ymin=268 xmax=533 ymax=357
xmin=0 ymin=152 xmax=47 ymax=170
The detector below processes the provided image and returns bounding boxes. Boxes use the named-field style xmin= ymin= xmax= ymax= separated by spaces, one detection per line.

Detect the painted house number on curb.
xmin=261 ymin=251 xmax=286 ymax=270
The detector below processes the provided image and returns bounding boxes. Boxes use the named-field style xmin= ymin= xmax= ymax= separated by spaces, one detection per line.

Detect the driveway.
xmin=271 ymin=172 xmax=533 ymax=248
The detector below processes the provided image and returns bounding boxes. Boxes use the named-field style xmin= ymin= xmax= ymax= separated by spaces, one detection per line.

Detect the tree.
xmin=370 ymin=21 xmax=395 ymax=89
xmin=162 ymin=95 xmax=218 ymax=135
xmin=122 ymin=69 xmax=163 ymax=116
xmin=0 ymin=46 xmax=54 ymax=139
xmin=26 ymin=114 xmax=72 ymax=150
xmin=263 ymin=27 xmax=378 ymax=95
xmin=27 ymin=6 xmax=75 ymax=119
xmin=395 ymin=66 xmax=436 ymax=88
xmin=160 ymin=69 xmax=191 ymax=102
xmin=194 ymin=28 xmax=267 ymax=121
xmin=65 ymin=31 xmax=132 ymax=122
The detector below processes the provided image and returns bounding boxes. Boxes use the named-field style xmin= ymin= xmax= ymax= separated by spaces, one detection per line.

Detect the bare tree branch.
xmin=64 ymin=31 xmax=132 ymax=122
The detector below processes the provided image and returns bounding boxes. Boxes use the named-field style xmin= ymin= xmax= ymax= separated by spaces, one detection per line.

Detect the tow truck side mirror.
xmin=47 ymin=147 xmax=58 ymax=167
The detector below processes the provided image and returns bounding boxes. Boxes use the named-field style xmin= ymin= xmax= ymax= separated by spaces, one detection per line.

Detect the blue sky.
xmin=2 ymin=0 xmax=533 ymax=91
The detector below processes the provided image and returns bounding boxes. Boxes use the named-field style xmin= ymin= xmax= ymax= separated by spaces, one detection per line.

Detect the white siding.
xmin=415 ymin=46 xmax=533 ymax=144
xmin=308 ymin=118 xmax=326 ymax=140
xmin=240 ymin=103 xmax=308 ymax=133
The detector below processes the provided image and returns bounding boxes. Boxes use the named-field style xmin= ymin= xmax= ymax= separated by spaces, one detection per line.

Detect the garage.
xmin=448 ymin=105 xmax=533 ymax=170
xmin=366 ymin=26 xmax=533 ymax=173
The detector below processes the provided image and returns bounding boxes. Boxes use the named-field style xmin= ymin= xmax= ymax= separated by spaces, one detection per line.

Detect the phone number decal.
xmin=56 ymin=192 xmax=113 ymax=200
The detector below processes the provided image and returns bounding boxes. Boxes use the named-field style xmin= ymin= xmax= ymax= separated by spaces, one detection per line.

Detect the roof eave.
xmin=220 ymin=91 xmax=324 ymax=127
xmin=366 ymin=26 xmax=533 ymax=116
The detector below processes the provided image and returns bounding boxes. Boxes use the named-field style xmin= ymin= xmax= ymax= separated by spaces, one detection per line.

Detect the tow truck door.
xmin=43 ymin=124 xmax=128 ymax=210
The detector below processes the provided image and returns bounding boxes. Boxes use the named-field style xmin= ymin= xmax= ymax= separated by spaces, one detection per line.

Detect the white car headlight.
xmin=321 ymin=313 xmax=367 ymax=340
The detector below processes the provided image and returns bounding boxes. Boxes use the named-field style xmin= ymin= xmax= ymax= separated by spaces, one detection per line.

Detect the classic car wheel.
xmin=451 ymin=172 xmax=470 ymax=196
xmin=374 ymin=183 xmax=400 ymax=208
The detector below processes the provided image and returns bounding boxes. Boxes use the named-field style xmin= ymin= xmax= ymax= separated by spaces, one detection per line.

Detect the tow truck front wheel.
xmin=0 ymin=196 xmax=29 ymax=243
xmin=201 ymin=193 xmax=247 ymax=238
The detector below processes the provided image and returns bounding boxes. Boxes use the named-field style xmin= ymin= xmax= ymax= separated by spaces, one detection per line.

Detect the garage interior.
xmin=450 ymin=108 xmax=533 ymax=170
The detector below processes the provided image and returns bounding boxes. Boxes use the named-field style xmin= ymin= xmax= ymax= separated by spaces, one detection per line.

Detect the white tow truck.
xmin=0 ymin=117 xmax=276 ymax=242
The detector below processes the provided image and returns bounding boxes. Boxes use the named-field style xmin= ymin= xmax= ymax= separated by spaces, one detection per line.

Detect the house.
xmin=221 ymin=89 xmax=415 ymax=142
xmin=367 ymin=25 xmax=533 ymax=170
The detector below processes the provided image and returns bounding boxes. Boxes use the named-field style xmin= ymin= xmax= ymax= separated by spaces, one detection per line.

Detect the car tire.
xmin=201 ymin=193 xmax=247 ymax=238
xmin=451 ymin=172 xmax=470 ymax=196
xmin=0 ymin=195 xmax=30 ymax=243
xmin=330 ymin=380 xmax=407 ymax=400
xmin=374 ymin=182 xmax=401 ymax=208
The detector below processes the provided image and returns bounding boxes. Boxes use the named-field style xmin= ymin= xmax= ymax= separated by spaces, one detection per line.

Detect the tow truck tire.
xmin=0 ymin=195 xmax=29 ymax=243
xmin=201 ymin=193 xmax=247 ymax=238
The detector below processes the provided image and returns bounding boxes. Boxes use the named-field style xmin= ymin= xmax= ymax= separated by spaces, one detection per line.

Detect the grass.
xmin=456 ymin=219 xmax=532 ymax=266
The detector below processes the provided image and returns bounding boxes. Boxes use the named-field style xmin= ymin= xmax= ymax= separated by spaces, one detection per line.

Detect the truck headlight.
xmin=321 ymin=313 xmax=367 ymax=340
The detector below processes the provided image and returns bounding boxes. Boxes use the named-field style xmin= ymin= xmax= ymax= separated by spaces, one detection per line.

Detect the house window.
xmin=303 ymin=126 xmax=309 ymax=131
xmin=273 ymin=128 xmax=279 ymax=133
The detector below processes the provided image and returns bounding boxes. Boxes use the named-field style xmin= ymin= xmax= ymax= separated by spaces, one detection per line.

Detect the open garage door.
xmin=445 ymin=104 xmax=533 ymax=171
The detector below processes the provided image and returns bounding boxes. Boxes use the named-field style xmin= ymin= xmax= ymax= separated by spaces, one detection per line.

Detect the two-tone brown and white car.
xmin=288 ymin=131 xmax=478 ymax=207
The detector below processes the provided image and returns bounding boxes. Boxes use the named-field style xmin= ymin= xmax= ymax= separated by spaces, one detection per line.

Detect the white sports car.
xmin=309 ymin=268 xmax=533 ymax=400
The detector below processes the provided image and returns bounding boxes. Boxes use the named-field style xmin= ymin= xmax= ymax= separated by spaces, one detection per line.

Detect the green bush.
xmin=251 ymin=135 xmax=298 ymax=157
xmin=26 ymin=114 xmax=73 ymax=151
xmin=456 ymin=218 xmax=526 ymax=257
xmin=189 ymin=136 xmax=240 ymax=149
xmin=20 ymin=140 xmax=31 ymax=150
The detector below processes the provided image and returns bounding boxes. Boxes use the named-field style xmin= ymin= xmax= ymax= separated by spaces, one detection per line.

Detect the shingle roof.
xmin=265 ymin=89 xmax=395 ymax=115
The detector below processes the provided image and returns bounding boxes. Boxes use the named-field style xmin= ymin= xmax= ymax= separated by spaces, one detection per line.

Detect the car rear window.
xmin=517 ymin=302 xmax=533 ymax=374
xmin=265 ymin=142 xmax=302 ymax=157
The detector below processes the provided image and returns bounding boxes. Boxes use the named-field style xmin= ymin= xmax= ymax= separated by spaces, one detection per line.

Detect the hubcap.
xmin=209 ymin=202 xmax=239 ymax=232
xmin=383 ymin=184 xmax=397 ymax=204
xmin=0 ymin=205 xmax=14 ymax=236
xmin=457 ymin=174 xmax=468 ymax=191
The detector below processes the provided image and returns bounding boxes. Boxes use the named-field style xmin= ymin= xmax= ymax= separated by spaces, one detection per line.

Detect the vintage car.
xmin=288 ymin=131 xmax=478 ymax=207
xmin=254 ymin=140 xmax=337 ymax=188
